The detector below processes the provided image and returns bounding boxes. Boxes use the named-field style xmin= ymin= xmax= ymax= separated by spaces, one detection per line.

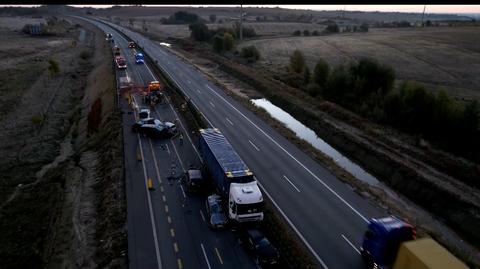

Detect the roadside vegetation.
xmin=279 ymin=50 xmax=480 ymax=165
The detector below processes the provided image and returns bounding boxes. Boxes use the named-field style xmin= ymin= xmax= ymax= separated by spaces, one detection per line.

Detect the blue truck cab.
xmin=135 ymin=53 xmax=144 ymax=64
xmin=361 ymin=216 xmax=416 ymax=269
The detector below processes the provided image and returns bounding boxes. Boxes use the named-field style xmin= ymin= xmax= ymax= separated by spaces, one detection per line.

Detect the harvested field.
xmin=0 ymin=15 xmax=125 ymax=268
xmin=0 ymin=16 xmax=46 ymax=30
xmin=240 ymin=27 xmax=480 ymax=101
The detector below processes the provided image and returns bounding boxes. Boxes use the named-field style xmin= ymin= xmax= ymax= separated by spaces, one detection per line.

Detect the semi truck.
xmin=199 ymin=128 xmax=264 ymax=222
xmin=361 ymin=216 xmax=468 ymax=269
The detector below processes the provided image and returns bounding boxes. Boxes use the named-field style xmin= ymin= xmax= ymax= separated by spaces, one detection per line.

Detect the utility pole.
xmin=240 ymin=4 xmax=243 ymax=41
xmin=421 ymin=5 xmax=426 ymax=27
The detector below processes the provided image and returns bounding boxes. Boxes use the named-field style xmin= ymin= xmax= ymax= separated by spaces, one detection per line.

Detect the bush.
xmin=212 ymin=34 xmax=223 ymax=53
xmin=293 ymin=30 xmax=301 ymax=36
xmin=164 ymin=11 xmax=200 ymax=24
xmin=312 ymin=30 xmax=319 ymax=36
xmin=306 ymin=83 xmax=321 ymax=97
xmin=359 ymin=22 xmax=369 ymax=32
xmin=303 ymin=29 xmax=310 ymax=36
xmin=188 ymin=22 xmax=211 ymax=41
xmin=325 ymin=23 xmax=339 ymax=33
xmin=289 ymin=49 xmax=305 ymax=74
xmin=79 ymin=50 xmax=91 ymax=60
xmin=31 ymin=115 xmax=43 ymax=125
xmin=233 ymin=21 xmax=257 ymax=38
xmin=223 ymin=32 xmax=234 ymax=51
xmin=209 ymin=14 xmax=216 ymax=23
xmin=48 ymin=59 xmax=60 ymax=76
xmin=303 ymin=66 xmax=311 ymax=84
xmin=313 ymin=58 xmax=330 ymax=87
xmin=240 ymin=45 xmax=260 ymax=62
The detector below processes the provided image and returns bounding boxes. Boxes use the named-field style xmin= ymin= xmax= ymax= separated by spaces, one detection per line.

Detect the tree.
xmin=306 ymin=83 xmax=321 ymax=97
xmin=241 ymin=46 xmax=260 ymax=62
xmin=325 ymin=23 xmax=339 ymax=33
xmin=212 ymin=34 xmax=223 ymax=53
xmin=289 ymin=49 xmax=305 ymax=73
xmin=359 ymin=22 xmax=369 ymax=32
xmin=209 ymin=14 xmax=216 ymax=23
xmin=312 ymin=30 xmax=319 ymax=36
xmin=303 ymin=66 xmax=311 ymax=84
xmin=188 ymin=22 xmax=211 ymax=41
xmin=223 ymin=32 xmax=234 ymax=51
xmin=303 ymin=29 xmax=310 ymax=36
xmin=313 ymin=59 xmax=330 ymax=87
xmin=48 ymin=59 xmax=60 ymax=76
xmin=293 ymin=30 xmax=301 ymax=36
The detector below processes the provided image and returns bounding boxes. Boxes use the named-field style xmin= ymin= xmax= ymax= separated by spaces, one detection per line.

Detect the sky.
xmin=3 ymin=5 xmax=480 ymax=14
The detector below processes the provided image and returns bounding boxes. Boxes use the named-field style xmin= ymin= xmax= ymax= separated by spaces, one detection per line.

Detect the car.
xmin=106 ymin=33 xmax=114 ymax=42
xmin=205 ymin=194 xmax=228 ymax=229
xmin=139 ymin=108 xmax=150 ymax=119
xmin=185 ymin=168 xmax=204 ymax=192
xmin=238 ymin=228 xmax=280 ymax=267
xmin=131 ymin=117 xmax=176 ymax=137
xmin=128 ymin=41 xmax=136 ymax=48
xmin=135 ymin=53 xmax=145 ymax=64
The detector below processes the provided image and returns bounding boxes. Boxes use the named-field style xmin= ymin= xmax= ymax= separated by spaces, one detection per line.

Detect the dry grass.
xmin=0 ymin=16 xmax=46 ymax=30
xmin=240 ymin=26 xmax=480 ymax=101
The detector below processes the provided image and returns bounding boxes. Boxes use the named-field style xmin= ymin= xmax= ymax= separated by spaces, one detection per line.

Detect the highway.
xmin=81 ymin=16 xmax=387 ymax=269
xmin=88 ymin=18 xmax=259 ymax=269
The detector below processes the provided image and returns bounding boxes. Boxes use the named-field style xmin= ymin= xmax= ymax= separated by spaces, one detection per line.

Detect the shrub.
xmin=79 ymin=50 xmax=91 ymax=60
xmin=48 ymin=59 xmax=60 ymax=76
xmin=312 ymin=30 xmax=319 ymax=36
xmin=240 ymin=45 xmax=260 ymax=62
xmin=223 ymin=32 xmax=234 ymax=51
xmin=325 ymin=23 xmax=339 ymax=33
xmin=306 ymin=83 xmax=321 ymax=97
xmin=209 ymin=14 xmax=216 ymax=23
xmin=188 ymin=22 xmax=211 ymax=41
xmin=313 ymin=58 xmax=330 ymax=87
xmin=164 ymin=11 xmax=200 ymax=24
xmin=212 ymin=34 xmax=223 ymax=53
xmin=31 ymin=115 xmax=43 ymax=125
xmin=359 ymin=22 xmax=369 ymax=32
xmin=289 ymin=49 xmax=305 ymax=73
xmin=303 ymin=66 xmax=311 ymax=84
xmin=293 ymin=30 xmax=301 ymax=36
xmin=303 ymin=29 xmax=310 ymax=36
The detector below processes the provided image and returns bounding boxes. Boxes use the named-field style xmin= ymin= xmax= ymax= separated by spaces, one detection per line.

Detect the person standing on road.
xmin=179 ymin=132 xmax=184 ymax=145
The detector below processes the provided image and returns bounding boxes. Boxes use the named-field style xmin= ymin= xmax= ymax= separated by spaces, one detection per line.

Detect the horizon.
xmin=1 ymin=5 xmax=480 ymax=15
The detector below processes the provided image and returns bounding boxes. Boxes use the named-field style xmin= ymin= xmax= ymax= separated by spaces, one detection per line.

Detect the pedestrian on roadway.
xmin=179 ymin=132 xmax=184 ymax=146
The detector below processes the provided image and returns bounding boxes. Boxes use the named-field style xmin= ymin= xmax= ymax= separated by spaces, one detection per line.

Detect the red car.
xmin=115 ymin=56 xmax=127 ymax=69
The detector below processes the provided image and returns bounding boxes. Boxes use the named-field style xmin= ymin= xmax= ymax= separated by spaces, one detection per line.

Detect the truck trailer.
xmin=199 ymin=128 xmax=264 ymax=222
xmin=361 ymin=216 xmax=468 ymax=269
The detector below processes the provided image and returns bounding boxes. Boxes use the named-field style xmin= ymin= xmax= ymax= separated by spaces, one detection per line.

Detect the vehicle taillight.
xmin=411 ymin=227 xmax=417 ymax=240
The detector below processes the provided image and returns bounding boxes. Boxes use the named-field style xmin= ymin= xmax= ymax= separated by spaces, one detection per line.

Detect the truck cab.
xmin=228 ymin=181 xmax=264 ymax=222
xmin=361 ymin=216 xmax=416 ymax=269
xmin=115 ymin=56 xmax=127 ymax=69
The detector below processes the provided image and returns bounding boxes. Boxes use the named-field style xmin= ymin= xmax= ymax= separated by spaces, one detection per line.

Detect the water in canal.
xmin=251 ymin=98 xmax=380 ymax=185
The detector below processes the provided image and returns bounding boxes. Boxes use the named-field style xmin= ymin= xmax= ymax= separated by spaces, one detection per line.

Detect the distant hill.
xmin=87 ymin=6 xmax=473 ymax=23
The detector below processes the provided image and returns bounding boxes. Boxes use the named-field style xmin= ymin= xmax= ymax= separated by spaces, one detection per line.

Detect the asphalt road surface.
xmin=80 ymin=16 xmax=387 ymax=269
xmin=82 ymin=19 xmax=261 ymax=269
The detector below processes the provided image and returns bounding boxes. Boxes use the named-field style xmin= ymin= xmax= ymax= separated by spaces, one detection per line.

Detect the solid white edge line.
xmin=248 ymin=140 xmax=260 ymax=151
xmin=206 ymin=84 xmax=369 ymax=223
xmin=257 ymin=181 xmax=329 ymax=269
xmin=179 ymin=184 xmax=187 ymax=199
xmin=200 ymin=243 xmax=212 ymax=269
xmin=341 ymin=234 xmax=361 ymax=255
xmin=282 ymin=175 xmax=301 ymax=193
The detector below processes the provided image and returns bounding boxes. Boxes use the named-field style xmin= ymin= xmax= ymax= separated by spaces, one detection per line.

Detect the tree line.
xmin=282 ymin=50 xmax=480 ymax=162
